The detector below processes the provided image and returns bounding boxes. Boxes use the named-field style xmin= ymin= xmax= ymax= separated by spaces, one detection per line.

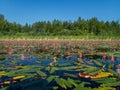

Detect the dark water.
xmin=2 ymin=55 xmax=120 ymax=75
xmin=2 ymin=55 xmax=120 ymax=67
xmin=3 ymin=55 xmax=78 ymax=66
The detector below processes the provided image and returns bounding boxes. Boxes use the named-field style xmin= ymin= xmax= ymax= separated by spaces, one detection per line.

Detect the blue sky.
xmin=0 ymin=0 xmax=120 ymax=25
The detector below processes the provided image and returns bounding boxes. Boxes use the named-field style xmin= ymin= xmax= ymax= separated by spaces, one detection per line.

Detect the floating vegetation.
xmin=0 ymin=40 xmax=120 ymax=90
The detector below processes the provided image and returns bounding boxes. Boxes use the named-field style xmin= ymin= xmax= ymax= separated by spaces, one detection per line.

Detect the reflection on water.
xmin=2 ymin=55 xmax=120 ymax=73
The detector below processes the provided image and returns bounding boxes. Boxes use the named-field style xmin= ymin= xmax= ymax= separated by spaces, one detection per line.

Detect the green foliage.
xmin=63 ymin=78 xmax=73 ymax=88
xmin=92 ymin=77 xmax=117 ymax=84
xmin=50 ymin=67 xmax=58 ymax=74
xmin=53 ymin=86 xmax=59 ymax=90
xmin=64 ymin=73 xmax=77 ymax=78
xmin=80 ymin=65 xmax=101 ymax=75
xmin=0 ymin=87 xmax=8 ymax=90
xmin=54 ymin=77 xmax=78 ymax=89
xmin=0 ymin=14 xmax=120 ymax=39
xmin=95 ymin=86 xmax=115 ymax=90
xmin=36 ymin=71 xmax=47 ymax=77
xmin=67 ymin=78 xmax=78 ymax=87
xmin=92 ymin=60 xmax=103 ymax=67
xmin=74 ymin=83 xmax=91 ymax=90
xmin=55 ymin=77 xmax=67 ymax=89
xmin=47 ymin=76 xmax=59 ymax=83
xmin=47 ymin=76 xmax=78 ymax=89
xmin=92 ymin=77 xmax=120 ymax=88
xmin=114 ymin=52 xmax=120 ymax=57
xmin=74 ymin=81 xmax=116 ymax=90
xmin=108 ymin=69 xmax=119 ymax=77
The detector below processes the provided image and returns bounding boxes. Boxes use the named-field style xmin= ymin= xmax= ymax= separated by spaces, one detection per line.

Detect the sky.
xmin=0 ymin=0 xmax=120 ymax=25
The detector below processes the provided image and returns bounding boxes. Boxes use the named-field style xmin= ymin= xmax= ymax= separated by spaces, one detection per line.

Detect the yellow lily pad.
xmin=0 ymin=71 xmax=6 ymax=76
xmin=13 ymin=75 xmax=25 ymax=80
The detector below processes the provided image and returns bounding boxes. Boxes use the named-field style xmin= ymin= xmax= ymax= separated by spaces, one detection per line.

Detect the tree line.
xmin=0 ymin=14 xmax=120 ymax=37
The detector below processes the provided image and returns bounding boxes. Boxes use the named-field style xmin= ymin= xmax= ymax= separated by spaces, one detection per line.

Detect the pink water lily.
xmin=71 ymin=48 xmax=74 ymax=51
xmin=102 ymin=53 xmax=107 ymax=60
xmin=8 ymin=48 xmax=14 ymax=55
xmin=57 ymin=50 xmax=60 ymax=53
xmin=45 ymin=46 xmax=48 ymax=50
xmin=28 ymin=47 xmax=31 ymax=54
xmin=79 ymin=53 xmax=83 ymax=59
xmin=49 ymin=62 xmax=53 ymax=66
xmin=111 ymin=55 xmax=115 ymax=62
xmin=21 ymin=55 xmax=25 ymax=60
xmin=53 ymin=57 xmax=57 ymax=63
xmin=23 ymin=42 xmax=27 ymax=49
xmin=117 ymin=68 xmax=120 ymax=74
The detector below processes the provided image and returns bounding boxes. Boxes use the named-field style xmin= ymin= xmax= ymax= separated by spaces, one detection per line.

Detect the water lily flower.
xmin=49 ymin=62 xmax=53 ymax=66
xmin=21 ymin=55 xmax=25 ymax=61
xmin=71 ymin=48 xmax=74 ymax=51
xmin=45 ymin=46 xmax=48 ymax=50
xmin=117 ymin=64 xmax=120 ymax=68
xmin=23 ymin=42 xmax=27 ymax=49
xmin=27 ymin=47 xmax=31 ymax=54
xmin=102 ymin=53 xmax=107 ymax=60
xmin=57 ymin=50 xmax=60 ymax=53
xmin=79 ymin=53 xmax=83 ymax=59
xmin=53 ymin=57 xmax=57 ymax=63
xmin=117 ymin=68 xmax=120 ymax=74
xmin=49 ymin=62 xmax=53 ymax=71
xmin=8 ymin=48 xmax=14 ymax=55
xmin=111 ymin=55 xmax=115 ymax=62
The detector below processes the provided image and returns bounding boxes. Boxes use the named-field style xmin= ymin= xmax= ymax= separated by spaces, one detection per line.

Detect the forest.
xmin=0 ymin=14 xmax=120 ymax=39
